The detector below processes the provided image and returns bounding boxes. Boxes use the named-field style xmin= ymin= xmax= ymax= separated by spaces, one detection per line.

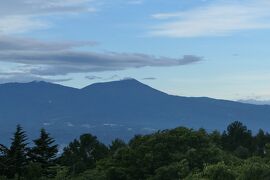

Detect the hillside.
xmin=0 ymin=79 xmax=270 ymax=144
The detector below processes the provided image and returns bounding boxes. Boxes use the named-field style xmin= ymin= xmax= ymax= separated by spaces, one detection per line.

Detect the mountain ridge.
xmin=0 ymin=79 xmax=270 ymax=145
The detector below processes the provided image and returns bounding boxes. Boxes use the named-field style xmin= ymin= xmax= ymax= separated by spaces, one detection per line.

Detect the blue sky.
xmin=0 ymin=0 xmax=270 ymax=100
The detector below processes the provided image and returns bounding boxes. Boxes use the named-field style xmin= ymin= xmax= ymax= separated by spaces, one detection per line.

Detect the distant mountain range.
xmin=1 ymin=79 xmax=270 ymax=145
xmin=238 ymin=99 xmax=270 ymax=105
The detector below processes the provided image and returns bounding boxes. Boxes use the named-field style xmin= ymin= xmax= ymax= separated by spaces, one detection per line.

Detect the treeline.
xmin=0 ymin=126 xmax=57 ymax=179
xmin=1 ymin=121 xmax=270 ymax=179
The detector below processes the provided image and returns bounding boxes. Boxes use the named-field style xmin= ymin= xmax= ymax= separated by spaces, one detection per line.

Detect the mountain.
xmin=1 ymin=79 xmax=270 ymax=145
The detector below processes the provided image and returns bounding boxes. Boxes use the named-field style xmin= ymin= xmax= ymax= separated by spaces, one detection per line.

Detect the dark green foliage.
xmin=221 ymin=121 xmax=253 ymax=156
xmin=0 ymin=125 xmax=59 ymax=179
xmin=106 ymin=167 xmax=129 ymax=180
xmin=265 ymin=143 xmax=270 ymax=158
xmin=0 ymin=144 xmax=9 ymax=176
xmin=94 ymin=127 xmax=222 ymax=180
xmin=233 ymin=146 xmax=250 ymax=159
xmin=209 ymin=130 xmax=222 ymax=147
xmin=30 ymin=128 xmax=58 ymax=178
xmin=109 ymin=139 xmax=126 ymax=155
xmin=6 ymin=125 xmax=29 ymax=179
xmin=237 ymin=157 xmax=270 ymax=180
xmin=60 ymin=133 xmax=109 ymax=175
xmin=254 ymin=129 xmax=270 ymax=157
xmin=2 ymin=121 xmax=270 ymax=179
xmin=24 ymin=162 xmax=43 ymax=180
xmin=66 ymin=121 xmax=270 ymax=179
xmin=202 ymin=162 xmax=236 ymax=180
xmin=149 ymin=160 xmax=190 ymax=180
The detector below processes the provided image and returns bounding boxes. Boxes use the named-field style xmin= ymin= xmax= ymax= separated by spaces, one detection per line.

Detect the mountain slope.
xmin=0 ymin=79 xmax=270 ymax=144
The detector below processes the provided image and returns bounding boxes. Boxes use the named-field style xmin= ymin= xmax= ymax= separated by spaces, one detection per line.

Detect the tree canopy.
xmin=1 ymin=121 xmax=270 ymax=179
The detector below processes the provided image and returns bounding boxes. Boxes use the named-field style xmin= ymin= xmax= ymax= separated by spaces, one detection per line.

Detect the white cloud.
xmin=0 ymin=0 xmax=96 ymax=34
xmin=0 ymin=16 xmax=49 ymax=34
xmin=0 ymin=0 xmax=94 ymax=16
xmin=0 ymin=35 xmax=96 ymax=51
xmin=150 ymin=0 xmax=270 ymax=37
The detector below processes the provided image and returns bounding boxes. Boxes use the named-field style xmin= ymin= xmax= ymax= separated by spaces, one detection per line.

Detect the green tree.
xmin=30 ymin=128 xmax=58 ymax=178
xmin=238 ymin=158 xmax=270 ymax=180
xmin=209 ymin=130 xmax=222 ymax=147
xmin=109 ymin=139 xmax=126 ymax=155
xmin=233 ymin=146 xmax=249 ymax=159
xmin=254 ymin=129 xmax=270 ymax=157
xmin=150 ymin=160 xmax=190 ymax=180
xmin=7 ymin=125 xmax=29 ymax=179
xmin=60 ymin=134 xmax=108 ymax=175
xmin=24 ymin=162 xmax=43 ymax=180
xmin=222 ymin=121 xmax=253 ymax=155
xmin=265 ymin=143 xmax=270 ymax=158
xmin=202 ymin=162 xmax=236 ymax=180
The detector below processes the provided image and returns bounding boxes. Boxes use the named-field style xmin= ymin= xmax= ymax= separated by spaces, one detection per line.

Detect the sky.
xmin=0 ymin=0 xmax=270 ymax=100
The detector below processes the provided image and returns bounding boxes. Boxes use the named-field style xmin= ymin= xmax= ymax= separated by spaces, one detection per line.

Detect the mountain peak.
xmin=0 ymin=80 xmax=79 ymax=92
xmin=114 ymin=78 xmax=143 ymax=85
xmin=82 ymin=78 xmax=145 ymax=89
xmin=81 ymin=78 xmax=168 ymax=96
xmin=120 ymin=77 xmax=139 ymax=82
xmin=28 ymin=80 xmax=52 ymax=85
xmin=108 ymin=78 xmax=142 ymax=84
xmin=0 ymin=80 xmax=52 ymax=86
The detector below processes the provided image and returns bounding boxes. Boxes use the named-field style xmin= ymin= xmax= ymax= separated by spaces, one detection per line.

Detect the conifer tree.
xmin=31 ymin=128 xmax=58 ymax=177
xmin=7 ymin=125 xmax=29 ymax=179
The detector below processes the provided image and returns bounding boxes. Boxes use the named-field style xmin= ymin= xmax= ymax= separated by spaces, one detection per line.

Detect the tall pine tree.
xmin=7 ymin=125 xmax=29 ymax=179
xmin=31 ymin=128 xmax=58 ymax=177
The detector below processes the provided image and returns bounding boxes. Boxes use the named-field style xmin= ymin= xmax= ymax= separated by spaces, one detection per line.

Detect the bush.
xmin=202 ymin=162 xmax=236 ymax=180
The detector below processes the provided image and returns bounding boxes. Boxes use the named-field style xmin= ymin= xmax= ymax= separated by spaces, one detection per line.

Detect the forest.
xmin=1 ymin=121 xmax=270 ymax=180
